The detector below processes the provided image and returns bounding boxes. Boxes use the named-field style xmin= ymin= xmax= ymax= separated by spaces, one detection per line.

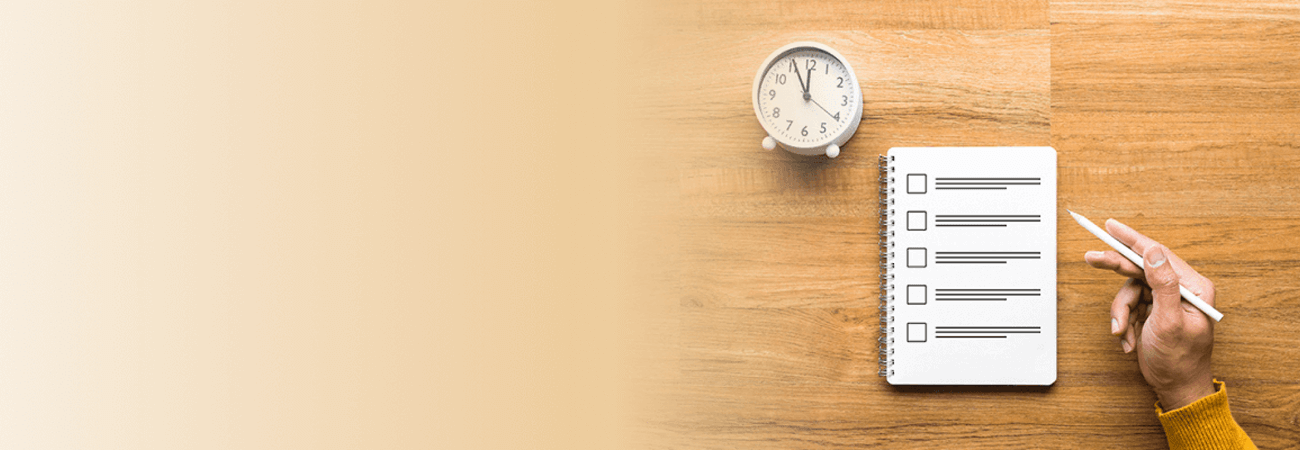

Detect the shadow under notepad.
xmin=888 ymin=384 xmax=1055 ymax=394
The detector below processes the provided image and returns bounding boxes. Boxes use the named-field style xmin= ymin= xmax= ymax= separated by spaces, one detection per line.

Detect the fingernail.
xmin=1146 ymin=247 xmax=1167 ymax=268
xmin=1086 ymin=251 xmax=1104 ymax=260
xmin=1111 ymin=318 xmax=1119 ymax=335
xmin=1121 ymin=338 xmax=1133 ymax=353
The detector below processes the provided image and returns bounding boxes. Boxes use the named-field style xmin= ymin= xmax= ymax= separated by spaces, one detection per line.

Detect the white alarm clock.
xmin=752 ymin=41 xmax=863 ymax=158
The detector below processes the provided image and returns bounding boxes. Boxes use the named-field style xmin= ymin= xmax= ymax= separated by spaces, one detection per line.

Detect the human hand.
xmin=1084 ymin=219 xmax=1216 ymax=410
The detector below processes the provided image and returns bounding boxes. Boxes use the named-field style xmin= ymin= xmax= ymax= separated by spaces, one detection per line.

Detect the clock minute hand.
xmin=810 ymin=97 xmax=839 ymax=121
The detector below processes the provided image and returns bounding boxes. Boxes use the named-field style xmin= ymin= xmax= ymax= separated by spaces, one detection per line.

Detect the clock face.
xmin=756 ymin=48 xmax=860 ymax=147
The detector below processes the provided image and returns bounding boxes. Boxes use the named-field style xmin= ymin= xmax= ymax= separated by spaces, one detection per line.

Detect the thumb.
xmin=1143 ymin=245 xmax=1182 ymax=323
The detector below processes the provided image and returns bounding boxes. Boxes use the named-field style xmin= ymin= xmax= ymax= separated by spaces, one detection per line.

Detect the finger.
xmin=1110 ymin=278 xmax=1143 ymax=337
xmin=1105 ymin=219 xmax=1161 ymax=256
xmin=1161 ymin=251 xmax=1217 ymax=308
xmin=1134 ymin=302 xmax=1151 ymax=352
xmin=1131 ymin=312 xmax=1145 ymax=352
xmin=1143 ymin=244 xmax=1184 ymax=326
xmin=1123 ymin=315 xmax=1137 ymax=353
xmin=1087 ymin=250 xmax=1145 ymax=278
xmin=1176 ymin=275 xmax=1215 ymax=309
xmin=1104 ymin=220 xmax=1210 ymax=294
xmin=1194 ymin=277 xmax=1215 ymax=308
xmin=1164 ymin=249 xmax=1193 ymax=273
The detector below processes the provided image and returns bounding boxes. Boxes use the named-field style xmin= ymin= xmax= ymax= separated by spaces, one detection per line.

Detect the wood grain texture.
xmin=655 ymin=0 xmax=1049 ymax=31
xmin=629 ymin=0 xmax=1300 ymax=448
xmin=643 ymin=30 xmax=1049 ymax=171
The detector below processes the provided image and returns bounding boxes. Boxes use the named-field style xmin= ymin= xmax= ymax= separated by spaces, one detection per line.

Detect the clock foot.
xmin=762 ymin=136 xmax=776 ymax=150
xmin=826 ymin=144 xmax=840 ymax=158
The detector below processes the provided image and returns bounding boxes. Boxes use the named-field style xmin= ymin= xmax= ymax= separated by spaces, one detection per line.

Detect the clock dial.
xmin=756 ymin=49 xmax=859 ymax=147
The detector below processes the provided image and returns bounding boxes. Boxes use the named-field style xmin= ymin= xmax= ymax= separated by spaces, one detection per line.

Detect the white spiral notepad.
xmin=879 ymin=147 xmax=1057 ymax=385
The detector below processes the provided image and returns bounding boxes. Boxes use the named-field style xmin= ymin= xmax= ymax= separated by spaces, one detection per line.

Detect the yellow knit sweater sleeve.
xmin=1156 ymin=380 xmax=1256 ymax=450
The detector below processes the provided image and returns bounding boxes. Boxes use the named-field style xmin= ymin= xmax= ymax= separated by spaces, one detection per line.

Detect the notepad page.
xmin=885 ymin=147 xmax=1057 ymax=385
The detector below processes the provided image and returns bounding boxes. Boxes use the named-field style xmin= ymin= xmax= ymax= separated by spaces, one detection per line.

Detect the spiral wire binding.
xmin=877 ymin=155 xmax=895 ymax=378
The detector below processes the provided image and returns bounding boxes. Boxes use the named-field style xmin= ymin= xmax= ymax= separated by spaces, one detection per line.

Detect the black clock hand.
xmin=792 ymin=60 xmax=807 ymax=96
xmin=810 ymin=97 xmax=839 ymax=121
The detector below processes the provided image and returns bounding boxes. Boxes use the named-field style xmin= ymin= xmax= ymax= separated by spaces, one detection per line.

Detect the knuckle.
xmin=1093 ymin=256 xmax=1112 ymax=269
xmin=1149 ymin=268 xmax=1178 ymax=289
xmin=1110 ymin=299 xmax=1129 ymax=314
xmin=1164 ymin=316 xmax=1185 ymax=332
xmin=1106 ymin=252 xmax=1125 ymax=265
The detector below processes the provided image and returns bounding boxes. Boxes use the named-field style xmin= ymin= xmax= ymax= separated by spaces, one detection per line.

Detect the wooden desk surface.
xmin=630 ymin=0 xmax=1300 ymax=447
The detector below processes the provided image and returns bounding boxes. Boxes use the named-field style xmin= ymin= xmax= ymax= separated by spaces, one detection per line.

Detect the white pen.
xmin=1067 ymin=210 xmax=1224 ymax=322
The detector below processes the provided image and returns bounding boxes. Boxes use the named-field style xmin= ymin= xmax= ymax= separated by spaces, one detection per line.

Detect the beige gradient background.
xmin=1 ymin=1 xmax=655 ymax=448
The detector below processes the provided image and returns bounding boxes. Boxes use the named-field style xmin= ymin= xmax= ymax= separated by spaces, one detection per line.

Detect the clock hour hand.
xmin=810 ymin=97 xmax=840 ymax=121
xmin=792 ymin=60 xmax=808 ymax=97
xmin=804 ymin=67 xmax=814 ymax=100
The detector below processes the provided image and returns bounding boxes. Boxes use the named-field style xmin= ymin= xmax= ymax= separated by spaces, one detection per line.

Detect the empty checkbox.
xmin=906 ymin=211 xmax=927 ymax=231
xmin=907 ymin=323 xmax=927 ymax=342
xmin=906 ymin=174 xmax=927 ymax=194
xmin=907 ymin=285 xmax=927 ymax=305
xmin=906 ymin=247 xmax=927 ymax=268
